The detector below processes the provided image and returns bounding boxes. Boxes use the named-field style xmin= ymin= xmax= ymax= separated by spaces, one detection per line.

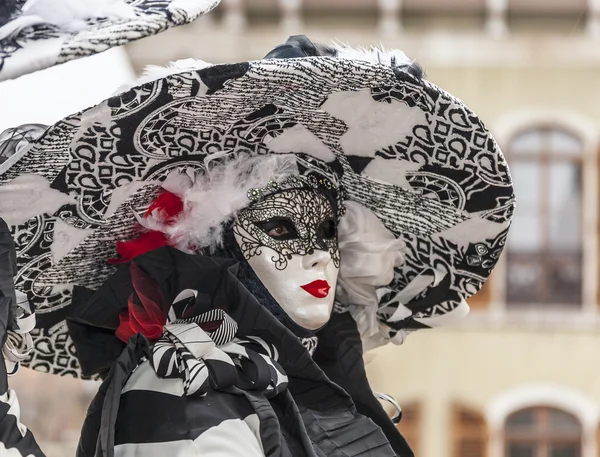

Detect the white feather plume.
xmin=115 ymin=58 xmax=214 ymax=94
xmin=332 ymin=41 xmax=413 ymax=68
xmin=142 ymin=154 xmax=299 ymax=252
xmin=335 ymin=200 xmax=407 ymax=345
xmin=0 ymin=0 xmax=137 ymax=40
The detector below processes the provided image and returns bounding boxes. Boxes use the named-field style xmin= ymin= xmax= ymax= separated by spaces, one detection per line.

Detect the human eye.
xmin=255 ymin=218 xmax=298 ymax=240
xmin=317 ymin=219 xmax=337 ymax=239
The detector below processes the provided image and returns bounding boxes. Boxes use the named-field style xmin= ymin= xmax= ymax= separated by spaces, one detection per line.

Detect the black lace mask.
xmin=233 ymin=188 xmax=340 ymax=271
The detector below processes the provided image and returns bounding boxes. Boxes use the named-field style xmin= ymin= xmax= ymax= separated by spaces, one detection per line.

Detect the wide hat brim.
xmin=0 ymin=56 xmax=514 ymax=377
xmin=0 ymin=0 xmax=220 ymax=81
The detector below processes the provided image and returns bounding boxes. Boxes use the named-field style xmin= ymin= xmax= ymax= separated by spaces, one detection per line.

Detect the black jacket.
xmin=67 ymin=247 xmax=413 ymax=457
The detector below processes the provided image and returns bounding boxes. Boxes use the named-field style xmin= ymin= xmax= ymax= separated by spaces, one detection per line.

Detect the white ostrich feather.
xmin=115 ymin=58 xmax=214 ymax=94
xmin=332 ymin=41 xmax=413 ymax=68
xmin=142 ymin=154 xmax=299 ymax=252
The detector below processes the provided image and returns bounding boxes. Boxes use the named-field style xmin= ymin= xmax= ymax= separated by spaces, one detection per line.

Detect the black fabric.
xmin=0 ymin=217 xmax=45 ymax=456
xmin=314 ymin=312 xmax=414 ymax=457
xmin=199 ymin=62 xmax=251 ymax=94
xmin=0 ymin=399 xmax=45 ymax=457
xmin=0 ymin=0 xmax=17 ymax=27
xmin=115 ymin=388 xmax=255 ymax=444
xmin=0 ymin=218 xmax=16 ymax=334
xmin=67 ymin=249 xmax=239 ymax=375
xmin=0 ymin=296 xmax=9 ymax=395
xmin=77 ymin=334 xmax=151 ymax=457
xmin=263 ymin=34 xmax=424 ymax=83
xmin=67 ymin=320 xmax=126 ymax=379
xmin=71 ymin=247 xmax=400 ymax=457
xmin=250 ymin=388 xmax=320 ymax=457
xmin=390 ymin=58 xmax=424 ymax=82
xmin=264 ymin=35 xmax=336 ymax=60
xmin=0 ymin=217 xmax=17 ymax=394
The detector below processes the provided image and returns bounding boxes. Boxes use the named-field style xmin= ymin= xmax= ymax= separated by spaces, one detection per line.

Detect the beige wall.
xmin=423 ymin=66 xmax=600 ymax=133
xmin=367 ymin=328 xmax=600 ymax=457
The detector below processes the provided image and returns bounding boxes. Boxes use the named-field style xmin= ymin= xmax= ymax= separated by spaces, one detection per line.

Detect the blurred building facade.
xmin=11 ymin=1 xmax=600 ymax=457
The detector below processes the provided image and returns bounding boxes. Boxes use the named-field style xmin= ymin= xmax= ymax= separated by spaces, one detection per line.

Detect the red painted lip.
xmin=301 ymin=280 xmax=331 ymax=299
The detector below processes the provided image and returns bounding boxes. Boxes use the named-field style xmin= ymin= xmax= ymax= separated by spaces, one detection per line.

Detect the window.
xmin=505 ymin=127 xmax=583 ymax=306
xmin=505 ymin=407 xmax=582 ymax=457
xmin=452 ymin=404 xmax=487 ymax=457
xmin=397 ymin=402 xmax=422 ymax=456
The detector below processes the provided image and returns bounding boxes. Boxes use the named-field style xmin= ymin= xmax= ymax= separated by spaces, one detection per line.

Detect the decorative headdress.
xmin=0 ymin=37 xmax=514 ymax=377
xmin=0 ymin=0 xmax=220 ymax=81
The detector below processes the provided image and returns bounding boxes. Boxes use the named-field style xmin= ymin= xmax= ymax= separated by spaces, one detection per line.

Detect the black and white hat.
xmin=0 ymin=39 xmax=514 ymax=376
xmin=0 ymin=0 xmax=220 ymax=81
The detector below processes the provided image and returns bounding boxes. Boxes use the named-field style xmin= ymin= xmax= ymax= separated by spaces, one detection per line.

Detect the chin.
xmin=297 ymin=317 xmax=331 ymax=331
xmin=292 ymin=302 xmax=333 ymax=330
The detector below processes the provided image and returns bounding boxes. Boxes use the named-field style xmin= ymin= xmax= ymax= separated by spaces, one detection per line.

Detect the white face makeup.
xmin=233 ymin=188 xmax=339 ymax=330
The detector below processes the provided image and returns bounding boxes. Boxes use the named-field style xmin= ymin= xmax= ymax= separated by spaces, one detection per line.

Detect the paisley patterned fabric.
xmin=0 ymin=0 xmax=220 ymax=81
xmin=0 ymin=55 xmax=514 ymax=377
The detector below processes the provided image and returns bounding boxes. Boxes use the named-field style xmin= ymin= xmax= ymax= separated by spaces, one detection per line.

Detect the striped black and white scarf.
xmin=149 ymin=308 xmax=288 ymax=397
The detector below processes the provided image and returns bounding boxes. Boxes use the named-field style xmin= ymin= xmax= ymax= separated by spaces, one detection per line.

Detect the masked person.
xmin=0 ymin=36 xmax=515 ymax=457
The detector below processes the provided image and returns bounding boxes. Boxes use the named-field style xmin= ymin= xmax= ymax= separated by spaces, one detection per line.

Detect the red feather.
xmin=145 ymin=190 xmax=184 ymax=222
xmin=116 ymin=294 xmax=166 ymax=343
xmin=108 ymin=231 xmax=168 ymax=265
xmin=108 ymin=191 xmax=184 ymax=264
xmin=115 ymin=262 xmax=167 ymax=343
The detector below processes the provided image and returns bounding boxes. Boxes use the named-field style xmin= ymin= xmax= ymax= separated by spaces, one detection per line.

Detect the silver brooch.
xmin=247 ymin=179 xmax=281 ymax=202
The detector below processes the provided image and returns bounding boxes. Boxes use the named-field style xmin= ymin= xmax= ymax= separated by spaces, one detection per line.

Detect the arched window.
xmin=505 ymin=407 xmax=582 ymax=457
xmin=505 ymin=127 xmax=584 ymax=306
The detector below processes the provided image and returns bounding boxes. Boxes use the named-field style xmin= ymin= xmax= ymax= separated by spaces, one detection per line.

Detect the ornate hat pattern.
xmin=0 ymin=54 xmax=514 ymax=376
